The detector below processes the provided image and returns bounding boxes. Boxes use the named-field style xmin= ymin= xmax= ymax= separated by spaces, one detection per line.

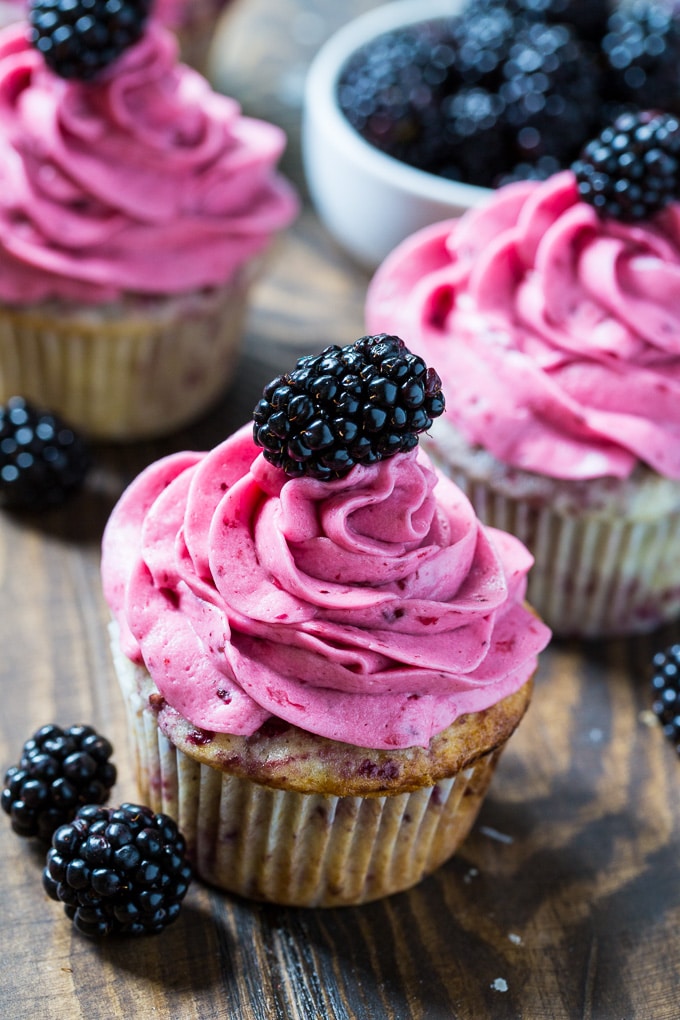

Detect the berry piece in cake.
xmin=43 ymin=803 xmax=193 ymax=936
xmin=28 ymin=0 xmax=152 ymax=80
xmin=650 ymin=645 xmax=680 ymax=755
xmin=253 ymin=334 xmax=445 ymax=481
xmin=601 ymin=0 xmax=680 ymax=115
xmin=0 ymin=396 xmax=91 ymax=511
xmin=571 ymin=110 xmax=680 ymax=222
xmin=2 ymin=724 xmax=117 ymax=840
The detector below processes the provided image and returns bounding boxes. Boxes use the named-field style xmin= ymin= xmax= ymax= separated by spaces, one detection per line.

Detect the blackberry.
xmin=601 ymin=0 xmax=680 ymax=115
xmin=498 ymin=20 xmax=603 ymax=174
xmin=29 ymin=0 xmax=152 ymax=81
xmin=571 ymin=110 xmax=680 ymax=221
xmin=337 ymin=19 xmax=462 ymax=172
xmin=43 ymin=803 xmax=192 ymax=936
xmin=2 ymin=724 xmax=116 ymax=840
xmin=466 ymin=0 xmax=611 ymax=43
xmin=0 ymin=397 xmax=91 ymax=511
xmin=253 ymin=334 xmax=445 ymax=481
xmin=650 ymin=644 xmax=680 ymax=755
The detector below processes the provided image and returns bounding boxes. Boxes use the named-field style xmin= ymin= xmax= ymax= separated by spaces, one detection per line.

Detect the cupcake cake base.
xmin=0 ymin=267 xmax=256 ymax=441
xmin=111 ymin=624 xmax=532 ymax=907
xmin=424 ymin=420 xmax=680 ymax=637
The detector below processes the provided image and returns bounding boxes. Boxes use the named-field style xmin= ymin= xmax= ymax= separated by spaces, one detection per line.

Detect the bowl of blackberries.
xmin=302 ymin=0 xmax=680 ymax=267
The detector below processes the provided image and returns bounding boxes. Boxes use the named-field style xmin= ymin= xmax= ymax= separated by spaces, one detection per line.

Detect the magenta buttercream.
xmin=0 ymin=20 xmax=297 ymax=303
xmin=366 ymin=171 xmax=680 ymax=481
xmin=102 ymin=425 xmax=550 ymax=750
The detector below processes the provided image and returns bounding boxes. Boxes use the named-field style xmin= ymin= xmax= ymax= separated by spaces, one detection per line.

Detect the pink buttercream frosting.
xmin=101 ymin=424 xmax=550 ymax=750
xmin=0 ymin=20 xmax=297 ymax=303
xmin=366 ymin=171 xmax=680 ymax=481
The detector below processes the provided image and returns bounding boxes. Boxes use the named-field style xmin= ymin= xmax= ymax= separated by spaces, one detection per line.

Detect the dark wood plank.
xmin=1 ymin=2 xmax=679 ymax=1018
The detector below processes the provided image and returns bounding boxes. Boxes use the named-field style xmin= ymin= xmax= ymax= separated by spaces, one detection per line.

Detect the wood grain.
xmin=1 ymin=2 xmax=679 ymax=1017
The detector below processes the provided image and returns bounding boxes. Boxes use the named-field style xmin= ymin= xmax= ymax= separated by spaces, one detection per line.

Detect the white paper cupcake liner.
xmin=114 ymin=639 xmax=503 ymax=907
xmin=424 ymin=427 xmax=680 ymax=637
xmin=0 ymin=273 xmax=253 ymax=440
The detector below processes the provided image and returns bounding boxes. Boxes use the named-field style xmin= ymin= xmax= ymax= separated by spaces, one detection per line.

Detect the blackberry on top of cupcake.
xmin=366 ymin=108 xmax=680 ymax=637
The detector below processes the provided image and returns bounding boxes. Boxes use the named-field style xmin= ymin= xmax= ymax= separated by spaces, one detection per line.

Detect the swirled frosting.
xmin=102 ymin=425 xmax=549 ymax=750
xmin=0 ymin=20 xmax=297 ymax=303
xmin=366 ymin=170 xmax=680 ymax=480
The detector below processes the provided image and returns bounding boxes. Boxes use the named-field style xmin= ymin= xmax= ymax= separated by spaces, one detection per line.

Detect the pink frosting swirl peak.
xmin=366 ymin=171 xmax=680 ymax=480
xmin=0 ymin=20 xmax=297 ymax=303
xmin=102 ymin=426 xmax=550 ymax=749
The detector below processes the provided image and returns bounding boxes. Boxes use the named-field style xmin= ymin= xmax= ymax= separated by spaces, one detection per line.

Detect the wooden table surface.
xmin=2 ymin=2 xmax=679 ymax=1017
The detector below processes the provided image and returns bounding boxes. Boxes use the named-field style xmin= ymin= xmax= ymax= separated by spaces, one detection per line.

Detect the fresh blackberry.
xmin=497 ymin=20 xmax=604 ymax=174
xmin=0 ymin=397 xmax=91 ymax=511
xmin=253 ymin=334 xmax=445 ymax=481
xmin=2 ymin=724 xmax=116 ymax=840
xmin=337 ymin=19 xmax=462 ymax=172
xmin=466 ymin=0 xmax=611 ymax=43
xmin=601 ymin=0 xmax=680 ymax=115
xmin=450 ymin=3 xmax=519 ymax=89
xmin=29 ymin=0 xmax=152 ymax=81
xmin=571 ymin=110 xmax=680 ymax=221
xmin=43 ymin=803 xmax=192 ymax=936
xmin=650 ymin=644 xmax=680 ymax=755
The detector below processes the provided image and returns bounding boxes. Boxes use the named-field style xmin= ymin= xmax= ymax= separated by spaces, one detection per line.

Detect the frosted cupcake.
xmin=0 ymin=4 xmax=297 ymax=440
xmin=101 ymin=333 xmax=550 ymax=907
xmin=367 ymin=111 xmax=680 ymax=638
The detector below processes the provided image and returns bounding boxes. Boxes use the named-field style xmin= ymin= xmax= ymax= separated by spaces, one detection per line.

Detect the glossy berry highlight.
xmin=2 ymin=724 xmax=117 ymax=840
xmin=43 ymin=802 xmax=192 ymax=936
xmin=253 ymin=334 xmax=445 ymax=481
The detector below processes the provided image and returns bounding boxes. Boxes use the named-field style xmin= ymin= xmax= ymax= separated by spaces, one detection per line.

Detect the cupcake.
xmin=101 ymin=333 xmax=551 ymax=907
xmin=366 ymin=111 xmax=680 ymax=638
xmin=0 ymin=4 xmax=298 ymax=440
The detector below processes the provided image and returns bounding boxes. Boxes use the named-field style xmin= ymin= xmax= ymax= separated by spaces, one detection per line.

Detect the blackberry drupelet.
xmin=253 ymin=334 xmax=445 ymax=481
xmin=650 ymin=645 xmax=680 ymax=755
xmin=571 ymin=110 xmax=680 ymax=221
xmin=43 ymin=803 xmax=192 ymax=936
xmin=29 ymin=0 xmax=152 ymax=80
xmin=0 ymin=397 xmax=91 ymax=511
xmin=2 ymin=724 xmax=117 ymax=840
xmin=601 ymin=0 xmax=680 ymax=115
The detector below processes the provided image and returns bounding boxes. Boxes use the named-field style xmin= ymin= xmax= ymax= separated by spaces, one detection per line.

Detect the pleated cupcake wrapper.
xmin=0 ymin=277 xmax=251 ymax=441
xmin=116 ymin=651 xmax=502 ymax=907
xmin=447 ymin=471 xmax=680 ymax=637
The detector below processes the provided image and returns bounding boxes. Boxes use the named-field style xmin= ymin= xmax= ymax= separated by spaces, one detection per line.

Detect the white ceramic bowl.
xmin=302 ymin=0 xmax=491 ymax=269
